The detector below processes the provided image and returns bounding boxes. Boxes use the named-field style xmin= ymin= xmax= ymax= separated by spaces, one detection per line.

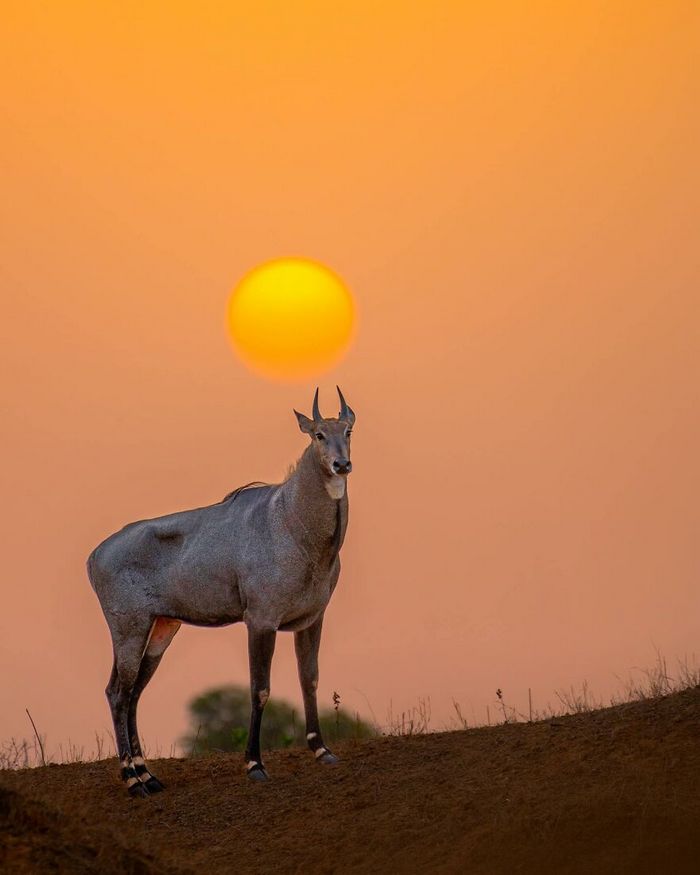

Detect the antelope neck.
xmin=280 ymin=446 xmax=340 ymax=556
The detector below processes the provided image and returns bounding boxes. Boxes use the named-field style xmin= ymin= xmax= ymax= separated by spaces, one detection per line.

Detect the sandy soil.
xmin=3 ymin=687 xmax=700 ymax=873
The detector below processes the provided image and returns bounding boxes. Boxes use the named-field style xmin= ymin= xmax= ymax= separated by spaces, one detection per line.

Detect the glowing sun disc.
xmin=226 ymin=257 xmax=356 ymax=380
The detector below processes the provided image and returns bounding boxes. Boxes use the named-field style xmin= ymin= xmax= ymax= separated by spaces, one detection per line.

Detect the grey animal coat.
xmin=88 ymin=389 xmax=354 ymax=793
xmin=89 ymin=446 xmax=348 ymax=635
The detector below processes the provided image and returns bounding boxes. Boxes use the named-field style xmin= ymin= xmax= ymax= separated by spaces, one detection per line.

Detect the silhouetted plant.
xmin=181 ymin=685 xmax=375 ymax=755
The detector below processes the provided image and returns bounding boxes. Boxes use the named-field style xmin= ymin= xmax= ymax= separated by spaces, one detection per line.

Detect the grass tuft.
xmin=3 ymin=651 xmax=699 ymax=767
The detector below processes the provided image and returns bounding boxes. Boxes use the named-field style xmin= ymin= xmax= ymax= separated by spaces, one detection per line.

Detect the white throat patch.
xmin=325 ymin=475 xmax=346 ymax=500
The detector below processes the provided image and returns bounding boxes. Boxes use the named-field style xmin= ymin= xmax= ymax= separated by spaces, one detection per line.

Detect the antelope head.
xmin=294 ymin=387 xmax=356 ymax=499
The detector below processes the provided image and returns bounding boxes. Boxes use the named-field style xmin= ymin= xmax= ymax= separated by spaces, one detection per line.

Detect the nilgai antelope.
xmin=88 ymin=387 xmax=355 ymax=796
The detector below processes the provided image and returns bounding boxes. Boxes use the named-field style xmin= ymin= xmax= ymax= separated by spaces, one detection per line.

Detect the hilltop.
xmin=2 ymin=686 xmax=700 ymax=873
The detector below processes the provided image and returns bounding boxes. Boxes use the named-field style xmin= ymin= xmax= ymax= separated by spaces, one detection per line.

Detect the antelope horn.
xmin=337 ymin=386 xmax=354 ymax=423
xmin=312 ymin=387 xmax=322 ymax=422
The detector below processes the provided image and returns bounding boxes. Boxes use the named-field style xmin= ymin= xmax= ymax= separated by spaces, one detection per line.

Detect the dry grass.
xmin=389 ymin=651 xmax=700 ymax=736
xmin=0 ymin=729 xmax=177 ymax=771
xmin=3 ymin=651 xmax=698 ymax=766
xmin=384 ymin=696 xmax=432 ymax=735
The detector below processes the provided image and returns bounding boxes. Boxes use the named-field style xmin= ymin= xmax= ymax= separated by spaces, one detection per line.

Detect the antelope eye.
xmin=315 ymin=432 xmax=325 ymax=441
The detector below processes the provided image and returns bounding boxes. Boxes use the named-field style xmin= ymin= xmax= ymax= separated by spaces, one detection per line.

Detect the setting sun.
xmin=226 ymin=258 xmax=356 ymax=380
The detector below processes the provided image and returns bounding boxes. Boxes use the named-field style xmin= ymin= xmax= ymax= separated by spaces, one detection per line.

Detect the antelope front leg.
xmin=294 ymin=615 xmax=338 ymax=765
xmin=245 ymin=625 xmax=277 ymax=781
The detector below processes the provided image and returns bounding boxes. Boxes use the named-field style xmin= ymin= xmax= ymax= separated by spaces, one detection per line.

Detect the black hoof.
xmin=247 ymin=763 xmax=269 ymax=782
xmin=128 ymin=782 xmax=150 ymax=798
xmin=317 ymin=750 xmax=339 ymax=765
xmin=143 ymin=776 xmax=166 ymax=793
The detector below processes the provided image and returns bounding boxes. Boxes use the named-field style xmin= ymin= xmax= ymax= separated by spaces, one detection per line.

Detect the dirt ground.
xmin=2 ymin=687 xmax=700 ymax=874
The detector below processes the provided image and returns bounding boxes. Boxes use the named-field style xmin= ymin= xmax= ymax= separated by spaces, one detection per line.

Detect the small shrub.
xmin=181 ymin=685 xmax=375 ymax=755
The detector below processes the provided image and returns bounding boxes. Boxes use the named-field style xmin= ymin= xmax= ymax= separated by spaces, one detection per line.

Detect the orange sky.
xmin=2 ymin=2 xmax=699 ymax=756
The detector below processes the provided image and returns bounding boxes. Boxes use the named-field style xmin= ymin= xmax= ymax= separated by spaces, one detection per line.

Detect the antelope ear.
xmin=294 ymin=410 xmax=315 ymax=435
xmin=341 ymin=405 xmax=355 ymax=428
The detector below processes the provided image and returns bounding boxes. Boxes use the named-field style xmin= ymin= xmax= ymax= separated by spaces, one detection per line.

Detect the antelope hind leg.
xmin=128 ymin=618 xmax=182 ymax=793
